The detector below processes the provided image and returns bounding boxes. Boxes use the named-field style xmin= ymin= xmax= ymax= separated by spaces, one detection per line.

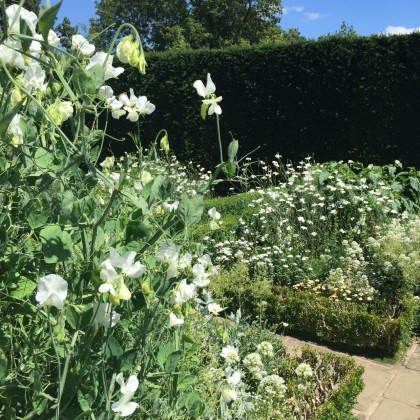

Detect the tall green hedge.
xmin=109 ymin=34 xmax=420 ymax=168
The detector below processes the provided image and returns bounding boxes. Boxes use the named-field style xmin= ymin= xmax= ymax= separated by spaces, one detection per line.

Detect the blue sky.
xmin=45 ymin=0 xmax=420 ymax=39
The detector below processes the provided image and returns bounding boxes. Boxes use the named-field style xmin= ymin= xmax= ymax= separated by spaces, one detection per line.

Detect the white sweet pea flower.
xmin=6 ymin=5 xmax=38 ymax=35
xmin=22 ymin=63 xmax=47 ymax=93
xmin=192 ymin=263 xmax=210 ymax=288
xmin=112 ymin=373 xmax=139 ymax=417
xmin=48 ymin=30 xmax=60 ymax=47
xmin=193 ymin=73 xmax=222 ymax=116
xmin=118 ymin=89 xmax=155 ymax=122
xmin=202 ymin=96 xmax=223 ymax=115
xmin=92 ymin=303 xmax=120 ymax=330
xmin=99 ymin=86 xmax=125 ymax=119
xmin=108 ymin=247 xmax=146 ymax=278
xmin=171 ymin=279 xmax=196 ymax=304
xmin=71 ymin=34 xmax=95 ymax=57
xmin=193 ymin=73 xmax=216 ymax=98
xmin=227 ymin=370 xmax=241 ymax=386
xmin=87 ymin=52 xmax=124 ymax=81
xmin=169 ymin=312 xmax=184 ymax=328
xmin=162 ymin=200 xmax=179 ymax=213
xmin=0 ymin=41 xmax=25 ymax=69
xmin=155 ymin=242 xmax=180 ymax=279
xmin=35 ymin=274 xmax=68 ymax=309
xmin=178 ymin=253 xmax=192 ymax=270
xmin=7 ymin=114 xmax=25 ymax=146
xmin=208 ymin=207 xmax=221 ymax=220
xmin=98 ymin=248 xmax=145 ymax=304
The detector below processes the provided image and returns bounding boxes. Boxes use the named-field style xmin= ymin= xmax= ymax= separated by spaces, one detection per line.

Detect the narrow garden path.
xmin=282 ymin=336 xmax=420 ymax=419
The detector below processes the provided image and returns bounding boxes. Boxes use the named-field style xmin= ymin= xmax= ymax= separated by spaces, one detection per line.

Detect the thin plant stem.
xmin=47 ymin=309 xmax=62 ymax=420
xmin=216 ymin=114 xmax=223 ymax=165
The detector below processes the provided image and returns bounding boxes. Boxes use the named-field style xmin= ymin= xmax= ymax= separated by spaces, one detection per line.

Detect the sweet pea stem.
xmin=216 ymin=114 xmax=224 ymax=165
xmin=47 ymin=309 xmax=62 ymax=420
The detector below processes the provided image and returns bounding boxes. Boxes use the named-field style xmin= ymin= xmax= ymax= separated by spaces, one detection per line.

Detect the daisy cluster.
xmin=203 ymin=158 xmax=408 ymax=296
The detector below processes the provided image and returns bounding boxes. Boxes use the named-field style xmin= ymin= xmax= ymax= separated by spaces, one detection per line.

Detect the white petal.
xmin=214 ymin=104 xmax=222 ymax=115
xmin=169 ymin=312 xmax=184 ymax=327
xmin=99 ymin=259 xmax=120 ymax=282
xmin=124 ymin=261 xmax=146 ymax=278
xmin=119 ymin=401 xmax=139 ymax=417
xmin=125 ymin=375 xmax=139 ymax=393
xmin=206 ymin=73 xmax=216 ymax=94
xmin=110 ymin=248 xmax=135 ymax=270
xmin=98 ymin=283 xmax=116 ymax=295
xmin=118 ymin=93 xmax=130 ymax=107
xmin=36 ymin=274 xmax=68 ymax=309
xmin=193 ymin=80 xmax=206 ymax=98
xmin=115 ymin=372 xmax=125 ymax=388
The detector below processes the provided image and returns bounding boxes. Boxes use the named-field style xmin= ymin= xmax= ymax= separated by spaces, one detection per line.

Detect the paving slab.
xmin=384 ymin=370 xmax=420 ymax=408
xmin=406 ymin=344 xmax=420 ymax=372
xmin=354 ymin=361 xmax=396 ymax=412
xmin=369 ymin=399 xmax=420 ymax=420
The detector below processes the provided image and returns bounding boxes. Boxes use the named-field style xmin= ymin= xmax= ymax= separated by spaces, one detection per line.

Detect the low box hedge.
xmin=268 ymin=287 xmax=416 ymax=357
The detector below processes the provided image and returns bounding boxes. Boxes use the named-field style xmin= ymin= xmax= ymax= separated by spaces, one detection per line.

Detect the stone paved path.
xmin=282 ymin=336 xmax=420 ymax=420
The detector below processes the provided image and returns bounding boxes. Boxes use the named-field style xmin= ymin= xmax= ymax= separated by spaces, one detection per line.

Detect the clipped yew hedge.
xmin=110 ymin=34 xmax=420 ymax=168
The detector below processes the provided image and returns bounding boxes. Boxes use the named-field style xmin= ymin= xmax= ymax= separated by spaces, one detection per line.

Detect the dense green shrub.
xmin=268 ymin=287 xmax=417 ymax=357
xmin=110 ymin=34 xmax=420 ymax=168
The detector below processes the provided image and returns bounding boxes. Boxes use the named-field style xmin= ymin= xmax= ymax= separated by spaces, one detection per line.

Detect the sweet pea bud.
xmin=173 ymin=304 xmax=182 ymax=316
xmin=11 ymin=88 xmax=23 ymax=106
xmin=160 ymin=133 xmax=169 ymax=154
xmin=46 ymin=100 xmax=74 ymax=126
xmin=128 ymin=44 xmax=140 ymax=68
xmin=116 ymin=35 xmax=134 ymax=64
xmin=52 ymin=82 xmax=62 ymax=96
xmin=137 ymin=51 xmax=147 ymax=75
xmin=109 ymin=294 xmax=120 ymax=306
xmin=141 ymin=281 xmax=151 ymax=295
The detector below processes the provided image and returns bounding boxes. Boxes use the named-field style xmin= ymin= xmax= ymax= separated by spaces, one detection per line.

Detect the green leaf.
xmin=318 ymin=170 xmax=330 ymax=185
xmin=178 ymin=193 xmax=204 ymax=227
xmin=77 ymin=390 xmax=95 ymax=412
xmin=184 ymin=391 xmax=204 ymax=416
xmin=223 ymin=162 xmax=236 ymax=179
xmin=40 ymin=225 xmax=73 ymax=263
xmin=409 ymin=176 xmax=420 ymax=192
xmin=157 ymin=342 xmax=175 ymax=370
xmin=65 ymin=306 xmax=80 ymax=329
xmin=73 ymin=64 xmax=104 ymax=104
xmin=181 ymin=335 xmax=197 ymax=357
xmin=105 ymin=336 xmax=123 ymax=360
xmin=19 ymin=18 xmax=32 ymax=52
xmin=177 ymin=374 xmax=197 ymax=391
xmin=10 ymin=277 xmax=37 ymax=299
xmin=0 ymin=228 xmax=7 ymax=257
xmin=27 ymin=198 xmax=50 ymax=229
xmin=0 ymin=101 xmax=22 ymax=140
xmin=34 ymin=148 xmax=54 ymax=169
xmin=126 ymin=221 xmax=151 ymax=243
xmin=227 ymin=139 xmax=239 ymax=161
xmin=0 ymin=358 xmax=7 ymax=384
xmin=119 ymin=350 xmax=137 ymax=372
xmin=148 ymin=175 xmax=164 ymax=205
xmin=38 ymin=0 xmax=63 ymax=42
xmin=165 ymin=350 xmax=181 ymax=373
